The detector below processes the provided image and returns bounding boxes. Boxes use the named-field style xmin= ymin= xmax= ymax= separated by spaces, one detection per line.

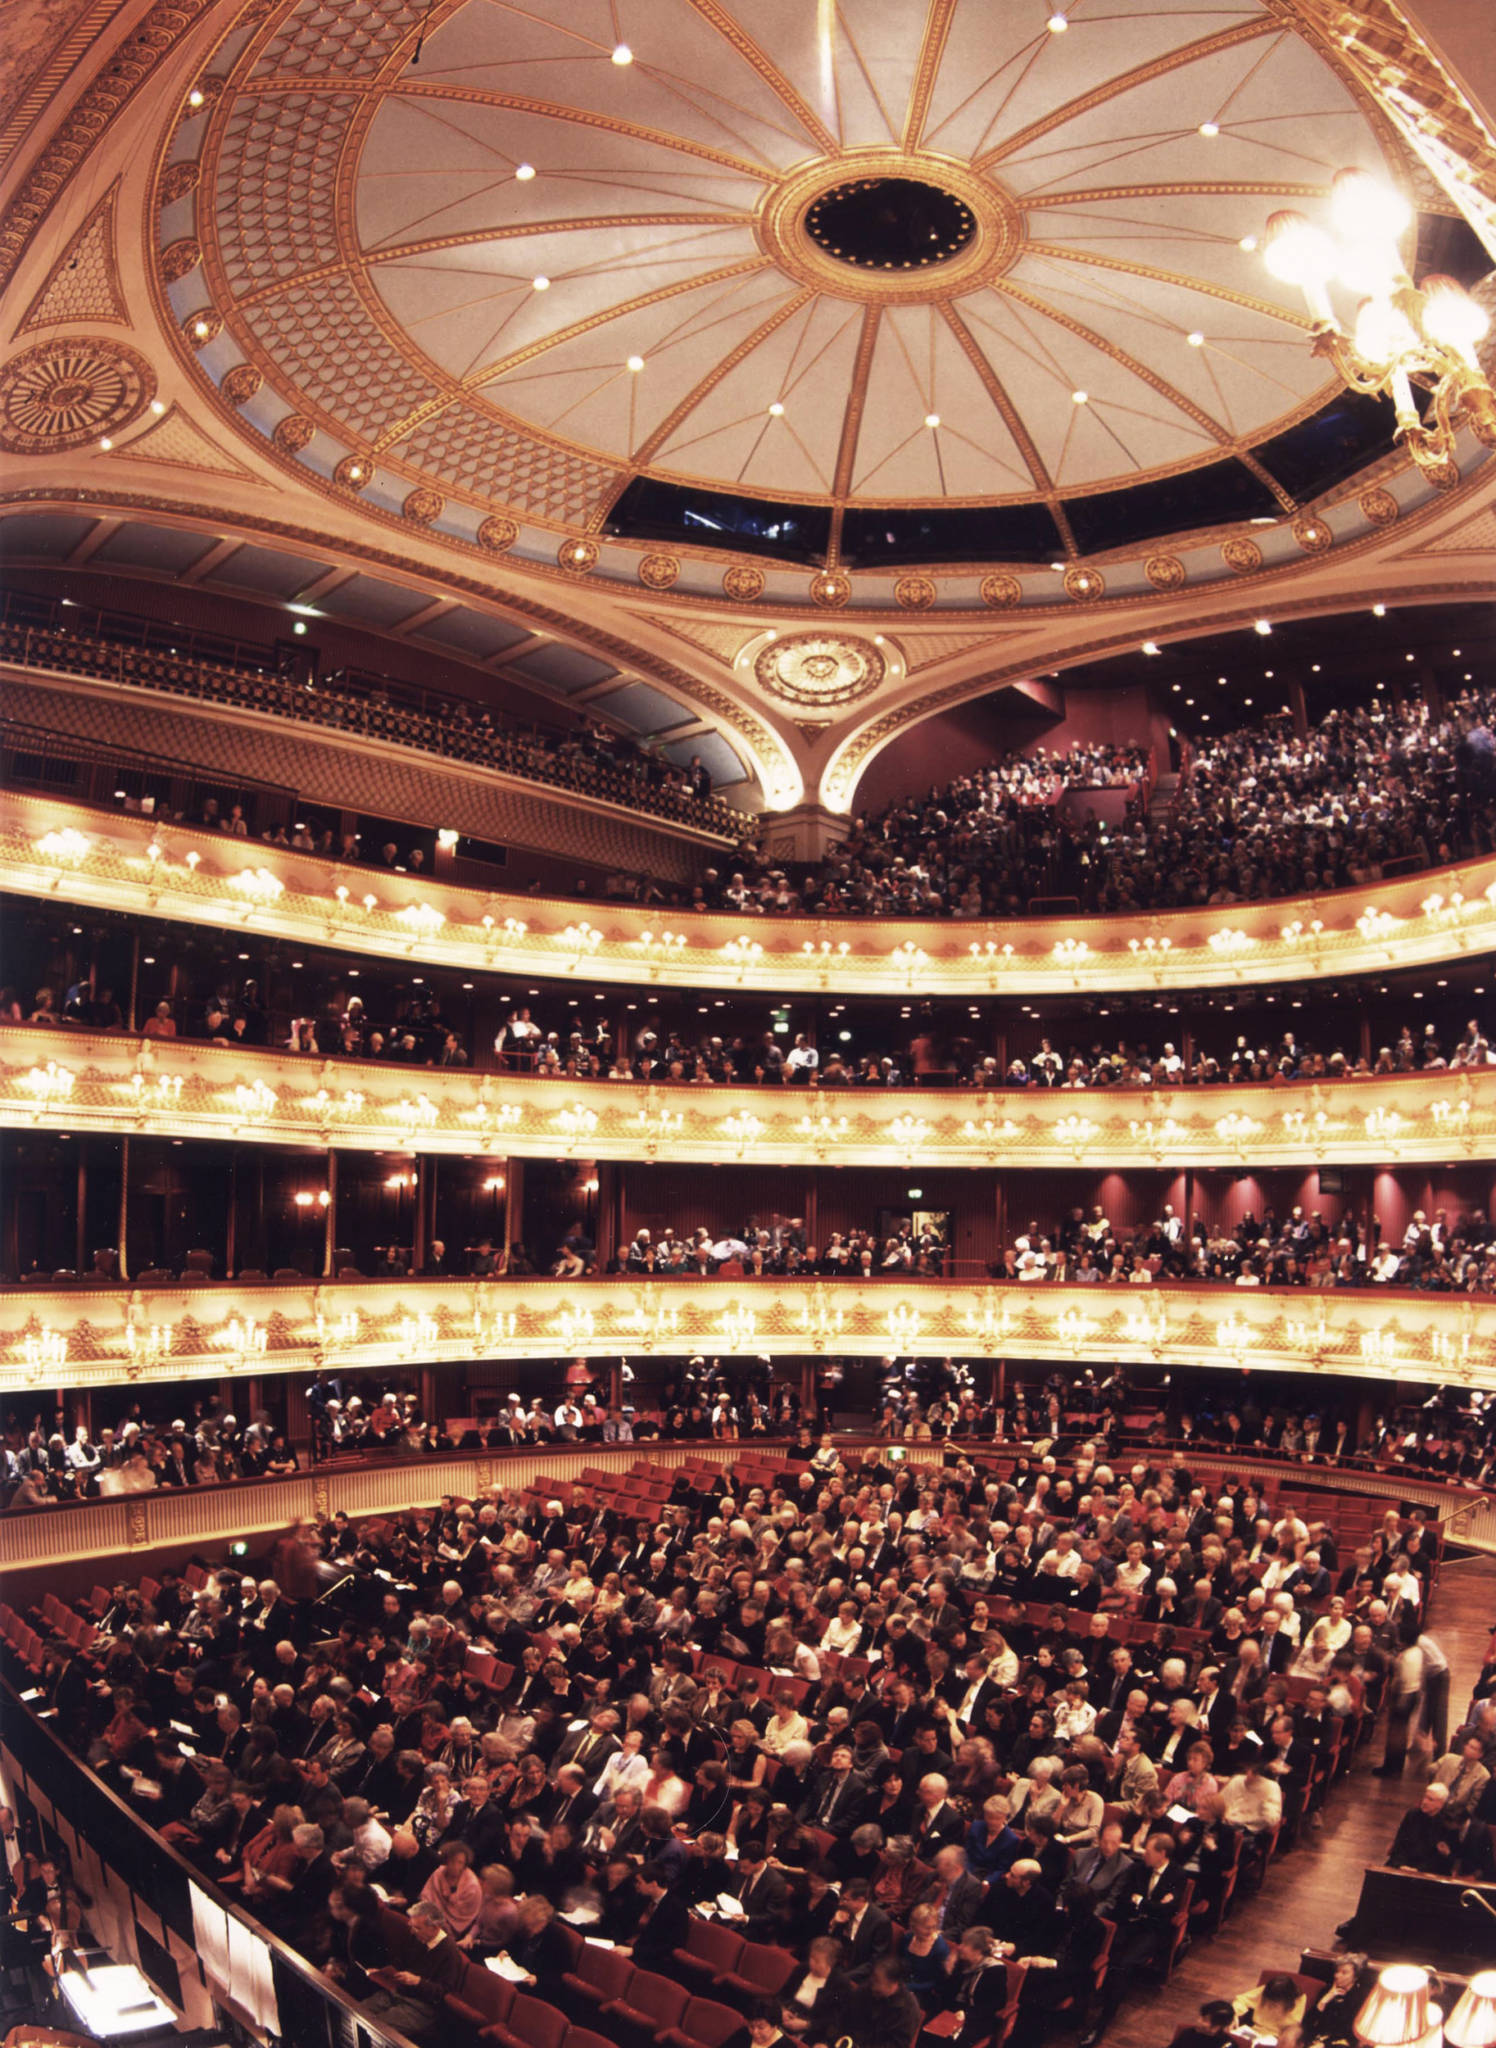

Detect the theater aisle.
xmin=1108 ymin=1553 xmax=1496 ymax=2048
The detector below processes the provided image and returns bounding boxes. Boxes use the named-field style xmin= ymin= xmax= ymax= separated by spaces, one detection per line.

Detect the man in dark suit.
xmin=1070 ymin=1820 xmax=1135 ymax=1915
xmin=911 ymin=1773 xmax=966 ymax=1855
xmin=980 ymin=1859 xmax=1057 ymax=1957
xmin=798 ymin=1742 xmax=867 ymax=1831
xmin=826 ymin=1877 xmax=894 ymax=1977
xmin=537 ymin=1763 xmax=597 ymax=1836
xmin=1080 ymin=1834 xmax=1188 ymax=2046
xmin=732 ymin=1844 xmax=790 ymax=1941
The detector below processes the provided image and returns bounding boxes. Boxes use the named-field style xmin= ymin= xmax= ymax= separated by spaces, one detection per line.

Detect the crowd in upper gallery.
xmin=58 ymin=671 xmax=1496 ymax=919
xmin=7 ymin=971 xmax=1493 ymax=1089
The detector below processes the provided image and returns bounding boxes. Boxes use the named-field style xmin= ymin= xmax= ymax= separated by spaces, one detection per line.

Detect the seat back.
xmin=575 ymin=1944 xmax=634 ymax=2003
xmin=682 ymin=1918 xmax=742 ymax=1979
xmin=451 ymin=1964 xmax=515 ymax=2026
xmin=508 ymin=1993 xmax=567 ymax=2048
xmin=732 ymin=1942 xmax=794 ymax=1994
xmin=679 ymin=1996 xmax=750 ymax=2048
xmin=622 ymin=1970 xmax=689 ymax=2028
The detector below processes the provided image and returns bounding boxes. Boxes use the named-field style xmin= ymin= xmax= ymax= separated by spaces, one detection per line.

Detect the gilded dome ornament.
xmin=809 ymin=569 xmax=850 ymax=609
xmin=273 ymin=414 xmax=315 ymax=454
xmin=980 ymin=574 xmax=1022 ymax=610
xmin=559 ymin=536 xmax=599 ymax=572
xmin=402 ymin=487 xmax=443 ymax=526
xmin=183 ymin=308 xmax=221 ymax=347
xmin=333 ymin=453 xmax=373 ymax=491
xmin=1359 ymin=487 xmax=1399 ymax=526
xmin=1292 ymin=515 xmax=1333 ymax=553
xmin=478 ymin=515 xmax=518 ymax=552
xmin=753 ymin=632 xmax=885 ymax=709
xmin=895 ymin=574 xmax=936 ymax=611
xmin=0 ymin=337 xmax=154 ymax=454
xmin=160 ymin=236 xmax=202 ymax=282
xmin=1425 ymin=456 xmax=1460 ymax=491
xmin=722 ymin=565 xmax=765 ymax=601
xmin=1064 ymin=565 xmax=1104 ymax=603
xmin=1221 ymin=536 xmax=1263 ymax=574
xmin=159 ymin=161 xmax=200 ymax=204
xmin=638 ymin=553 xmax=679 ymax=590
xmin=221 ymin=364 xmax=261 ymax=405
xmin=1144 ymin=554 xmax=1186 ymax=591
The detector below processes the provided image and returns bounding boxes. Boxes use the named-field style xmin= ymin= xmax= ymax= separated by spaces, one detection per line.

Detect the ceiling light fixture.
xmin=1373 ymin=602 xmax=1387 ymax=616
xmin=98 ymin=436 xmax=112 ymax=450
xmin=1239 ymin=234 xmax=1258 ymax=252
xmin=1199 ymin=120 xmax=1220 ymax=137
xmin=532 ymin=274 xmax=550 ymax=291
xmin=187 ymin=88 xmax=205 ymax=108
xmin=924 ymin=411 xmax=941 ymax=428
xmin=1261 ymin=169 xmax=1494 ymax=475
xmin=627 ymin=354 xmax=645 ymax=372
xmin=1186 ymin=331 xmax=1205 ymax=346
xmin=1254 ymin=619 xmax=1272 ymax=635
xmin=1142 ymin=641 xmax=1160 ymax=655
xmin=768 ymin=400 xmax=785 ymax=416
xmin=1047 ymin=10 xmax=1069 ymax=29
xmin=1071 ymin=388 xmax=1089 ymax=404
xmin=611 ymin=41 xmax=633 ymax=64
xmin=150 ymin=399 xmax=166 ymax=415
xmin=515 ymin=162 xmax=536 ymax=181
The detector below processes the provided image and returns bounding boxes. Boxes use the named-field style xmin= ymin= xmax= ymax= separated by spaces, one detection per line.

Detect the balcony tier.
xmin=1 ymin=1274 xmax=1488 ymax=1396
xmin=6 ymin=791 xmax=1495 ymax=997
xmin=3 ymin=1027 xmax=1491 ymax=1168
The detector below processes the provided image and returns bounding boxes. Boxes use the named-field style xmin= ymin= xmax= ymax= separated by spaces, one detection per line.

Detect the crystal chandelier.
xmin=1262 ymin=168 xmax=1495 ymax=478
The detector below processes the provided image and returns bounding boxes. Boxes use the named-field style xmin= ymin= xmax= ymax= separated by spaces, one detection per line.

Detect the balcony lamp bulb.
xmin=1336 ymin=238 xmax=1403 ymax=300
xmin=1262 ymin=210 xmax=1335 ymax=290
xmin=1420 ymin=273 xmax=1490 ymax=359
xmin=1330 ymin=165 xmax=1411 ymax=244
xmin=1354 ymin=295 xmax=1418 ymax=367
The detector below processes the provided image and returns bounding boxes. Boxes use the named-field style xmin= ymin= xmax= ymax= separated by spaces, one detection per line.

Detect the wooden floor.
xmin=1104 ymin=1553 xmax=1496 ymax=2048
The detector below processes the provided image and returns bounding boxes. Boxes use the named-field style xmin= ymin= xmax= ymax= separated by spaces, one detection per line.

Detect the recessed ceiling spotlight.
xmin=611 ymin=41 xmax=633 ymax=64
xmin=1254 ymin=618 xmax=1272 ymax=635
xmin=150 ymin=399 xmax=166 ymax=415
xmin=193 ymin=319 xmax=211 ymax=338
xmin=515 ymin=162 xmax=536 ymax=181
xmin=1071 ymin=388 xmax=1089 ymax=404
xmin=768 ymin=400 xmax=785 ymax=416
xmin=1050 ymin=561 xmax=1066 ymax=572
xmin=1142 ymin=641 xmax=1160 ymax=655
xmin=1186 ymin=331 xmax=1205 ymax=346
xmin=1239 ymin=234 xmax=1258 ymax=252
xmin=1372 ymin=602 xmax=1386 ymax=616
xmin=627 ymin=354 xmax=645 ymax=371
xmin=188 ymin=88 xmax=205 ymax=108
xmin=532 ymin=274 xmax=550 ymax=291
xmin=1311 ymin=663 xmax=1321 ymax=672
xmin=99 ymin=436 xmax=112 ymax=450
xmin=1047 ymin=10 xmax=1069 ymax=30
xmin=924 ymin=411 xmax=941 ymax=428
xmin=1199 ymin=120 xmax=1220 ymax=137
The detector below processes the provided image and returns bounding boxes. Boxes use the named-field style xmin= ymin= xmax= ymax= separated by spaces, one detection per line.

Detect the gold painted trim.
xmin=7 ymin=1028 xmax=1493 ymax=1172
xmin=8 ymin=784 xmax=1496 ymax=1000
xmin=2 ymin=1273 xmax=1490 ymax=1394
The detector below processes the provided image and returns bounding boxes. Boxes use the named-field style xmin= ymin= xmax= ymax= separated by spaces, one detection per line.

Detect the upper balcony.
xmin=3 ymin=1026 xmax=1492 ymax=1169
xmin=7 ymin=787 xmax=1496 ymax=999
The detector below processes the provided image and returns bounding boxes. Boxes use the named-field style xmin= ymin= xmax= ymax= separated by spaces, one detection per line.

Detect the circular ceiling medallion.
xmin=160 ymin=237 xmax=201 ymax=283
xmin=1145 ymin=554 xmax=1186 ymax=592
xmin=403 ymin=487 xmax=443 ymax=526
xmin=805 ymin=177 xmax=977 ymax=273
xmin=980 ymin=574 xmax=1022 ymax=610
xmin=1064 ymin=565 xmax=1104 ymax=603
xmin=760 ymin=149 xmax=1021 ymax=304
xmin=183 ymin=308 xmax=221 ymax=348
xmin=723 ymin=565 xmax=765 ymax=602
xmin=478 ymin=515 xmax=518 ymax=552
xmin=809 ymin=569 xmax=851 ymax=608
xmin=638 ymin=553 xmax=679 ymax=590
xmin=1426 ymin=456 xmax=1460 ymax=491
xmin=0 ymin=337 xmax=154 ymax=454
xmin=221 ymin=364 xmax=261 ymax=405
xmin=334 ymin=453 xmax=372 ymax=491
xmin=1292 ymin=515 xmax=1332 ymax=553
xmin=1360 ymin=487 xmax=1399 ymax=526
xmin=273 ymin=414 xmax=315 ymax=453
xmin=895 ymin=574 xmax=936 ymax=610
xmin=754 ymin=631 xmax=886 ymax=708
xmin=1221 ymin=536 xmax=1262 ymax=574
xmin=559 ymin=536 xmax=599 ymax=572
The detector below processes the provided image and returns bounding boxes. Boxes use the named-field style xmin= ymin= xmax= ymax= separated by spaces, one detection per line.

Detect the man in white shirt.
xmin=1220 ymin=1755 xmax=1282 ymax=1835
xmin=786 ymin=1034 xmax=819 ymax=1081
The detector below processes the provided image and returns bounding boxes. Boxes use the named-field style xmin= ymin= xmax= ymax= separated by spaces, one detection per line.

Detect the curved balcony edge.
xmin=3 ymin=1024 xmax=1493 ymax=1167
xmin=5 ymin=790 xmax=1494 ymax=997
xmin=0 ymin=1274 xmax=1490 ymax=1397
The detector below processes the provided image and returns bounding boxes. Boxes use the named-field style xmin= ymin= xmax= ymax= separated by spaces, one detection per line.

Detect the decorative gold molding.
xmin=4 ymin=1028 xmax=1491 ymax=1171
xmin=6 ymin=788 xmax=1496 ymax=999
xmin=1 ymin=1274 xmax=1489 ymax=1396
xmin=14 ymin=182 xmax=126 ymax=334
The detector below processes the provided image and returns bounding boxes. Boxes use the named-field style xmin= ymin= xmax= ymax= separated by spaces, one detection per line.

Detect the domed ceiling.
xmin=160 ymin=0 xmax=1437 ymax=567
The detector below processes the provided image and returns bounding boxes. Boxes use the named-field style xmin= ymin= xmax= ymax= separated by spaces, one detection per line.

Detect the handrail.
xmin=5 ymin=1025 xmax=1493 ymax=1169
xmin=8 ymin=787 xmax=1496 ymax=998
